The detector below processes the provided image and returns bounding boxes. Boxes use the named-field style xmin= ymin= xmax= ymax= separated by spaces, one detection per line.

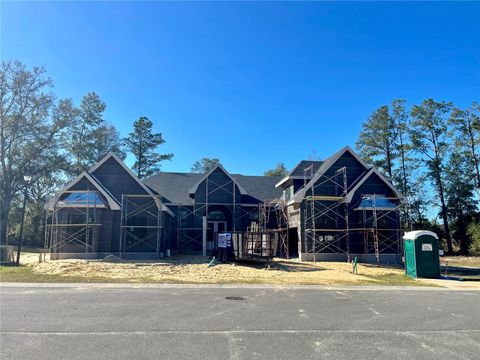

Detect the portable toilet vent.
xmin=403 ymin=231 xmax=441 ymax=279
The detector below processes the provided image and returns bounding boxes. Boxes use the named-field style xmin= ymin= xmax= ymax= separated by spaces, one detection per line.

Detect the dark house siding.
xmin=47 ymin=147 xmax=403 ymax=261
xmin=91 ymin=157 xmax=148 ymax=201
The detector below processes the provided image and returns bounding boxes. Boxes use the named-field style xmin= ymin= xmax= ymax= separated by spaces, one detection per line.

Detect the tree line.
xmin=0 ymin=60 xmax=173 ymax=248
xmin=356 ymin=99 xmax=480 ymax=255
xmin=0 ymin=60 xmax=287 ymax=250
xmin=1 ymin=60 xmax=478 ymax=255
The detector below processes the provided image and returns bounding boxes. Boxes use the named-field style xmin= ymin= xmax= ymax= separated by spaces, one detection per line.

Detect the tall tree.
xmin=356 ymin=105 xmax=397 ymax=178
xmin=61 ymin=92 xmax=124 ymax=176
xmin=124 ymin=116 xmax=173 ymax=179
xmin=445 ymin=152 xmax=478 ymax=253
xmin=390 ymin=99 xmax=417 ymax=228
xmin=390 ymin=100 xmax=410 ymax=195
xmin=410 ymin=99 xmax=454 ymax=253
xmin=0 ymin=60 xmax=68 ymax=246
xmin=264 ymin=163 xmax=288 ymax=177
xmin=191 ymin=158 xmax=221 ymax=173
xmin=449 ymin=101 xmax=480 ymax=189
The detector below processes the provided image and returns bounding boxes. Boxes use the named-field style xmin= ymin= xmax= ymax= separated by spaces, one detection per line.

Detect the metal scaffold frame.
xmin=258 ymin=199 xmax=290 ymax=258
xmin=119 ymin=194 xmax=163 ymax=258
xmin=356 ymin=194 xmax=404 ymax=263
xmin=174 ymin=173 xmax=290 ymax=258
xmin=176 ymin=176 xmax=242 ymax=254
xmin=303 ymin=167 xmax=351 ymax=261
xmin=301 ymin=164 xmax=407 ymax=263
xmin=45 ymin=190 xmax=102 ymax=256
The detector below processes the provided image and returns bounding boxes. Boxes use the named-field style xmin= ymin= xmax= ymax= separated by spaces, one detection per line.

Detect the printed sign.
xmin=422 ymin=244 xmax=433 ymax=251
xmin=217 ymin=233 xmax=232 ymax=248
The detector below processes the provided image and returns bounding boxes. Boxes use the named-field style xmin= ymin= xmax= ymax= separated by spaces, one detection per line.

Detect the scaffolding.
xmin=303 ymin=167 xmax=350 ymax=261
xmin=258 ymin=199 xmax=290 ymax=258
xmin=174 ymin=172 xmax=290 ymax=258
xmin=356 ymin=194 xmax=403 ymax=264
xmin=119 ymin=194 xmax=163 ymax=258
xmin=45 ymin=190 xmax=102 ymax=257
xmin=176 ymin=175 xmax=243 ymax=254
xmin=300 ymin=165 xmax=405 ymax=263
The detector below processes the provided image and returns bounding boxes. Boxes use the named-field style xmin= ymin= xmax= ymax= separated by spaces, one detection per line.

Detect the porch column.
xmin=202 ymin=216 xmax=207 ymax=256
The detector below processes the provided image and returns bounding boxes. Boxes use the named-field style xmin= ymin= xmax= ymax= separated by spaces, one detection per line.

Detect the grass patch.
xmin=441 ymin=257 xmax=480 ymax=269
xmin=362 ymin=272 xmax=434 ymax=286
xmin=0 ymin=265 xmax=129 ymax=283
xmin=0 ymin=263 xmax=435 ymax=286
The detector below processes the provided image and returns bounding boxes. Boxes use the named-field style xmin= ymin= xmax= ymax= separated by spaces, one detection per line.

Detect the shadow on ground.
xmin=441 ymin=265 xmax=480 ymax=281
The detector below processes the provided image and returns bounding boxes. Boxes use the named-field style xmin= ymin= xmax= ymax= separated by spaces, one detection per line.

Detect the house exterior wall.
xmin=292 ymin=150 xmax=403 ymax=264
xmin=90 ymin=157 xmax=147 ymax=201
xmin=47 ymin=147 xmax=403 ymax=263
xmin=47 ymin=155 xmax=173 ymax=259
xmin=173 ymin=167 xmax=263 ymax=254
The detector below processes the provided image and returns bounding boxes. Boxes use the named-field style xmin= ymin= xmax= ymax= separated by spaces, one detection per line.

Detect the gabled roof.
xmin=345 ymin=167 xmax=404 ymax=203
xmin=275 ymin=160 xmax=323 ymax=188
xmin=187 ymin=164 xmax=248 ymax=195
xmin=289 ymin=160 xmax=324 ymax=177
xmin=47 ymin=153 xmax=174 ymax=216
xmin=143 ymin=172 xmax=282 ymax=204
xmin=292 ymin=146 xmax=369 ymax=203
xmin=46 ymin=171 xmax=121 ymax=211
xmin=143 ymin=172 xmax=203 ymax=204
xmin=90 ymin=152 xmax=175 ymax=216
xmin=90 ymin=152 xmax=158 ymax=197
xmin=231 ymin=174 xmax=283 ymax=201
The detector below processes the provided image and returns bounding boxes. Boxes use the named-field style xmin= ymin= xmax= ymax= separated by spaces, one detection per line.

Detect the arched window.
xmin=208 ymin=210 xmax=226 ymax=221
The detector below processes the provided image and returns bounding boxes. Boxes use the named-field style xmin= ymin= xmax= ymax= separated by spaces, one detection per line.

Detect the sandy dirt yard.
xmin=441 ymin=256 xmax=480 ymax=268
xmin=16 ymin=252 xmax=417 ymax=285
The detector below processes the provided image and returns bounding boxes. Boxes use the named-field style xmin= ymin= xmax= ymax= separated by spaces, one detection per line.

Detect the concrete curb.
xmin=2 ymin=282 xmax=479 ymax=291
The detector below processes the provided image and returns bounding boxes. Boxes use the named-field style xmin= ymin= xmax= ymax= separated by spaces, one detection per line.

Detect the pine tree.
xmin=191 ymin=158 xmax=221 ymax=173
xmin=445 ymin=152 xmax=478 ymax=253
xmin=264 ymin=163 xmax=288 ymax=177
xmin=124 ymin=116 xmax=173 ymax=179
xmin=61 ymin=92 xmax=125 ymax=175
xmin=449 ymin=101 xmax=480 ymax=189
xmin=410 ymin=99 xmax=454 ymax=253
xmin=356 ymin=105 xmax=397 ymax=178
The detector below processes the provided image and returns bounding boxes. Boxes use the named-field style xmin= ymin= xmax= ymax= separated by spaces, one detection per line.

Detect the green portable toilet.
xmin=404 ymin=231 xmax=441 ymax=279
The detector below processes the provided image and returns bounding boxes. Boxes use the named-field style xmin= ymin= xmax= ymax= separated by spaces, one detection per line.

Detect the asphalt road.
xmin=1 ymin=285 xmax=479 ymax=360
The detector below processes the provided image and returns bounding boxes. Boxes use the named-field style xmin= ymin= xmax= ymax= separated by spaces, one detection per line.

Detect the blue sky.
xmin=2 ymin=1 xmax=479 ymax=175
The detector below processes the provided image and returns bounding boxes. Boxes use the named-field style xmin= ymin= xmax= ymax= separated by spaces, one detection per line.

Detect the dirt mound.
xmin=102 ymin=254 xmax=123 ymax=262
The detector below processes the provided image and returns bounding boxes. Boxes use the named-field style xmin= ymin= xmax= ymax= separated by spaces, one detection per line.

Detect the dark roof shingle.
xmin=144 ymin=172 xmax=282 ymax=204
xmin=289 ymin=160 xmax=323 ymax=177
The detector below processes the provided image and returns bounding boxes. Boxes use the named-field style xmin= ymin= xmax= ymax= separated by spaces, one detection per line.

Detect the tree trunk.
xmin=436 ymin=172 xmax=453 ymax=253
xmin=468 ymin=123 xmax=480 ymax=188
xmin=397 ymin=133 xmax=411 ymax=229
xmin=16 ymin=189 xmax=28 ymax=265
xmin=0 ymin=195 xmax=12 ymax=246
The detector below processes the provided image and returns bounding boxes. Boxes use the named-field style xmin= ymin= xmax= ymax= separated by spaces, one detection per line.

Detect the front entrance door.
xmin=207 ymin=221 xmax=227 ymax=254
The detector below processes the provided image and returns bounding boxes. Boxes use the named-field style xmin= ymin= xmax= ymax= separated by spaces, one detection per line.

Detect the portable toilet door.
xmin=403 ymin=231 xmax=441 ymax=279
xmin=404 ymin=236 xmax=417 ymax=278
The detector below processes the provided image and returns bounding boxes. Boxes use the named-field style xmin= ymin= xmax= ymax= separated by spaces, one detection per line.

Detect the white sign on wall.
xmin=422 ymin=244 xmax=433 ymax=251
xmin=217 ymin=233 xmax=232 ymax=248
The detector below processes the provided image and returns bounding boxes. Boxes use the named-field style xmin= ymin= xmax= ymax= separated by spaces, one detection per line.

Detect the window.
xmin=208 ymin=210 xmax=226 ymax=221
xmin=283 ymin=186 xmax=294 ymax=201
xmin=59 ymin=192 xmax=106 ymax=207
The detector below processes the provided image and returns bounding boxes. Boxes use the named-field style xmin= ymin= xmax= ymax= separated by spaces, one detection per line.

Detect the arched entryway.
xmin=206 ymin=206 xmax=231 ymax=254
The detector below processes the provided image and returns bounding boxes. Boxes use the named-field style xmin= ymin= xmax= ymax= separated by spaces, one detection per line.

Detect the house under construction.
xmin=45 ymin=146 xmax=405 ymax=263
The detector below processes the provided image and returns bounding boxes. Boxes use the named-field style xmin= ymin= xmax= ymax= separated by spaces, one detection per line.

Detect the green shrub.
xmin=467 ymin=222 xmax=480 ymax=256
xmin=0 ymin=245 xmax=15 ymax=264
